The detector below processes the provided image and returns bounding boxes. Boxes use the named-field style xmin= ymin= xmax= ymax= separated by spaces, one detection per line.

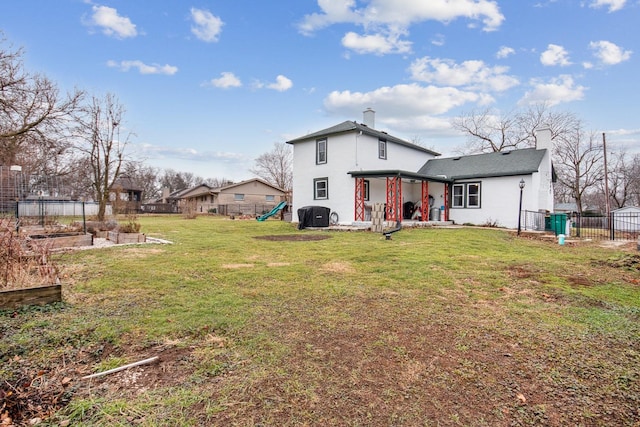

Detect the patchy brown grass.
xmin=1 ymin=217 xmax=639 ymax=426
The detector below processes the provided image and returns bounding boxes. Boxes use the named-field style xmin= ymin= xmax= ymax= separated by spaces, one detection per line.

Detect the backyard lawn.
xmin=1 ymin=215 xmax=639 ymax=426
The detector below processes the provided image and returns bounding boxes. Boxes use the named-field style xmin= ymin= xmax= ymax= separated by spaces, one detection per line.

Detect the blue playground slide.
xmin=256 ymin=201 xmax=287 ymax=222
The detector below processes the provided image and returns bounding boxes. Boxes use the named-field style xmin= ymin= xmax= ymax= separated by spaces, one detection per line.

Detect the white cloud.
xmin=431 ymin=34 xmax=446 ymax=47
xmin=107 ymin=60 xmax=178 ymax=75
xmin=519 ymin=75 xmax=586 ymax=106
xmin=496 ymin=46 xmax=515 ymax=59
xmin=324 ymin=83 xmax=483 ymax=117
xmin=540 ymin=44 xmax=571 ymax=66
xmin=342 ymin=31 xmax=412 ymax=55
xmin=409 ymin=57 xmax=519 ymax=92
xmin=267 ymin=75 xmax=293 ymax=92
xmin=208 ymin=72 xmax=242 ymax=89
xmin=589 ymin=0 xmax=626 ymax=12
xmin=301 ymin=0 xmax=504 ymax=33
xmin=190 ymin=8 xmax=224 ymax=42
xmin=589 ymin=40 xmax=632 ymax=65
xmin=298 ymin=0 xmax=504 ymax=55
xmin=86 ymin=5 xmax=137 ymax=39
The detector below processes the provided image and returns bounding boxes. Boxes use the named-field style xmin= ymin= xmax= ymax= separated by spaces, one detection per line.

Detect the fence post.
xmin=15 ymin=199 xmax=19 ymax=232
xmin=609 ymin=212 xmax=615 ymax=241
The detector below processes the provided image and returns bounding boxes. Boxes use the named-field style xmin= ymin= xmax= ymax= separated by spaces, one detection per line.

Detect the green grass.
xmin=1 ymin=215 xmax=639 ymax=426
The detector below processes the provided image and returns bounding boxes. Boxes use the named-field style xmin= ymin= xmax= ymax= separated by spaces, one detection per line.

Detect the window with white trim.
xmin=316 ymin=139 xmax=327 ymax=164
xmin=452 ymin=182 xmax=481 ymax=208
xmin=452 ymin=184 xmax=464 ymax=208
xmin=467 ymin=183 xmax=480 ymax=208
xmin=378 ymin=139 xmax=387 ymax=159
xmin=314 ymin=178 xmax=328 ymax=200
xmin=265 ymin=195 xmax=275 ymax=202
xmin=234 ymin=193 xmax=244 ymax=201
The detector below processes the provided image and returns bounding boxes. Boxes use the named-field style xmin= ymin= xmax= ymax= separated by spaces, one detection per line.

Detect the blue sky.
xmin=2 ymin=0 xmax=638 ymax=181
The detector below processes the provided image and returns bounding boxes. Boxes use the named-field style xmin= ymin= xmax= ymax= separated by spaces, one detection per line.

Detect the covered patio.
xmin=348 ymin=170 xmax=452 ymax=224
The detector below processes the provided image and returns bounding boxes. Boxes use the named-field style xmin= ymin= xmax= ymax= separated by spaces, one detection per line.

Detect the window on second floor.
xmin=265 ymin=195 xmax=275 ymax=202
xmin=378 ymin=139 xmax=387 ymax=159
xmin=234 ymin=193 xmax=244 ymax=201
xmin=316 ymin=139 xmax=327 ymax=164
xmin=314 ymin=178 xmax=328 ymax=200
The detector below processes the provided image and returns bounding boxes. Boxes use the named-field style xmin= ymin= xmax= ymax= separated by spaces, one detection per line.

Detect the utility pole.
xmin=603 ymin=132 xmax=612 ymax=239
xmin=602 ymin=132 xmax=610 ymax=216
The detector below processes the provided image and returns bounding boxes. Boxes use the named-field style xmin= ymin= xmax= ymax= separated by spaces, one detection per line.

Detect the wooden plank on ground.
xmin=0 ymin=285 xmax=62 ymax=310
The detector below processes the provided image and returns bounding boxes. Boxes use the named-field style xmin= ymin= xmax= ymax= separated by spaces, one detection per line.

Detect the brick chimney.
xmin=363 ymin=108 xmax=375 ymax=128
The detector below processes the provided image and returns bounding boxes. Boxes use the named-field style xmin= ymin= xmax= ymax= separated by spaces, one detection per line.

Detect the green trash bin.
xmin=550 ymin=213 xmax=567 ymax=236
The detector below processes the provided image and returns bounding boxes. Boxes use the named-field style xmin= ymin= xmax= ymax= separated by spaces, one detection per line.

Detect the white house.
xmin=286 ymin=109 xmax=555 ymax=229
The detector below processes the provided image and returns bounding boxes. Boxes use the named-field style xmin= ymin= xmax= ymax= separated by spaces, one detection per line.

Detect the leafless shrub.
xmin=0 ymin=218 xmax=58 ymax=290
xmin=118 ymin=214 xmax=141 ymax=233
xmin=182 ymin=200 xmax=198 ymax=219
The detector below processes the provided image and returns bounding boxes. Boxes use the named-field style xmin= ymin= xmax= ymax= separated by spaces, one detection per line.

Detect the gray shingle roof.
xmin=286 ymin=120 xmax=440 ymax=156
xmin=417 ymin=149 xmax=547 ymax=180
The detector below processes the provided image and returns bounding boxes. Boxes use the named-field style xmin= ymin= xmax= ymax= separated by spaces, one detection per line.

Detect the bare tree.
xmin=121 ymin=162 xmax=161 ymax=201
xmin=203 ymin=177 xmax=232 ymax=187
xmin=0 ymin=36 xmax=84 ymax=170
xmin=452 ymin=104 xmax=580 ymax=154
xmin=158 ymin=169 xmax=203 ymax=192
xmin=250 ymin=142 xmax=292 ymax=190
xmin=553 ymin=123 xmax=604 ymax=214
xmin=74 ymin=93 xmax=131 ymax=220
xmin=607 ymin=150 xmax=640 ymax=209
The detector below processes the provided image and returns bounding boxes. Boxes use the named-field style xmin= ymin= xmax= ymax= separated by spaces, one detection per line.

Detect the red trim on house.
xmin=443 ymin=183 xmax=449 ymax=221
xmin=354 ymin=177 xmax=365 ymax=221
xmin=421 ymin=181 xmax=429 ymax=222
xmin=385 ymin=176 xmax=402 ymax=222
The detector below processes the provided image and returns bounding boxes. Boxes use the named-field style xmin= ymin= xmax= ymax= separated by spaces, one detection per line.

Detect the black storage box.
xmin=297 ymin=206 xmax=330 ymax=229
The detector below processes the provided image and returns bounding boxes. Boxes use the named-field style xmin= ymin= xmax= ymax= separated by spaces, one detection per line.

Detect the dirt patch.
xmin=596 ymin=253 xmax=640 ymax=271
xmin=221 ymin=263 xmax=255 ymax=269
xmin=567 ymin=275 xmax=594 ymax=287
xmin=0 ymin=341 xmax=214 ymax=425
xmin=254 ymin=234 xmax=331 ymax=241
xmin=321 ymin=261 xmax=356 ymax=274
xmin=206 ymin=294 xmax=640 ymax=426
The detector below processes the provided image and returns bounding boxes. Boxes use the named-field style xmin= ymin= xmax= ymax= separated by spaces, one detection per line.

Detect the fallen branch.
xmin=81 ymin=356 xmax=159 ymax=380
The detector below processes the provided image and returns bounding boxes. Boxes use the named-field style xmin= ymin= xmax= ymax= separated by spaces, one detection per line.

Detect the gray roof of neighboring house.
xmin=286 ymin=120 xmax=441 ymax=156
xmin=417 ymin=148 xmax=547 ymax=180
xmin=215 ymin=178 xmax=286 ymax=193
xmin=111 ymin=176 xmax=143 ymax=192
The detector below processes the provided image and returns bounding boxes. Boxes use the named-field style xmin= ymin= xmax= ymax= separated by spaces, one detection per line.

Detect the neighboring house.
xmin=171 ymin=178 xmax=287 ymax=215
xmin=286 ymin=109 xmax=555 ymax=229
xmin=109 ymin=175 xmax=143 ymax=213
xmin=612 ymin=206 xmax=640 ymax=232
xmin=554 ymin=202 xmax=578 ymax=214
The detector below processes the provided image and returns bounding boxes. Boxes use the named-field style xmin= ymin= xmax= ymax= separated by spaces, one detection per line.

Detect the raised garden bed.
xmin=107 ymin=231 xmax=146 ymax=244
xmin=29 ymin=232 xmax=93 ymax=249
xmin=0 ymin=284 xmax=62 ymax=310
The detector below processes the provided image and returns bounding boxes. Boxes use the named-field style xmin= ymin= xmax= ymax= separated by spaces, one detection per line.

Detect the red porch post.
xmin=354 ymin=177 xmax=365 ymax=221
xmin=386 ymin=176 xmax=402 ymax=222
xmin=443 ymin=183 xmax=449 ymax=221
xmin=421 ymin=181 xmax=429 ymax=222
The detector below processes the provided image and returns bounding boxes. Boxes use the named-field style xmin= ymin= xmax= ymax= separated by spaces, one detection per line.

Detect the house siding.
xmin=291 ymin=132 xmax=435 ymax=223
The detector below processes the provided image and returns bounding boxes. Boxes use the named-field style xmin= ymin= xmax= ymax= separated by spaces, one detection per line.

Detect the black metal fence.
xmin=216 ymin=204 xmax=283 ymax=217
xmin=521 ymin=210 xmax=640 ymax=241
